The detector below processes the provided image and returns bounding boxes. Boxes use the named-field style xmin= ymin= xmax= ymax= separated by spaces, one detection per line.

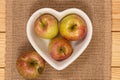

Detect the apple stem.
xmin=29 ymin=60 xmax=38 ymax=66
xmin=59 ymin=47 xmax=66 ymax=56
xmin=39 ymin=18 xmax=46 ymax=29
xmin=38 ymin=67 xmax=44 ymax=74
xmin=70 ymin=24 xmax=77 ymax=31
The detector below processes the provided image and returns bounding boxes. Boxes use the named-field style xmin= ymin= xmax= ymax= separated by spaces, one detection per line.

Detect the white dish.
xmin=27 ymin=8 xmax=92 ymax=70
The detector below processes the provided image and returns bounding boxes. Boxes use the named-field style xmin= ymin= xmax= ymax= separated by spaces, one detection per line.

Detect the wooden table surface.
xmin=0 ymin=0 xmax=120 ymax=80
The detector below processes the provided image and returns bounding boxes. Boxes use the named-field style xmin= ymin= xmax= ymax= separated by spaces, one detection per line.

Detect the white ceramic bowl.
xmin=27 ymin=8 xmax=92 ymax=70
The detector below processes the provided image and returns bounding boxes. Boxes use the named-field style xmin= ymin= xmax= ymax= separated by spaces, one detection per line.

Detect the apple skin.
xmin=49 ymin=38 xmax=73 ymax=61
xmin=34 ymin=14 xmax=58 ymax=39
xmin=16 ymin=51 xmax=45 ymax=79
xmin=60 ymin=14 xmax=87 ymax=41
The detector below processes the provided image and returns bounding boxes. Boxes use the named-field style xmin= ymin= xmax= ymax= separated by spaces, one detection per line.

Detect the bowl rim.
xmin=26 ymin=8 xmax=93 ymax=70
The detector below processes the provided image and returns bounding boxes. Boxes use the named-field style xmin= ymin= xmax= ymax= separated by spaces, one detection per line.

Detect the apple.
xmin=49 ymin=38 xmax=73 ymax=61
xmin=34 ymin=14 xmax=58 ymax=39
xmin=16 ymin=51 xmax=45 ymax=79
xmin=60 ymin=14 xmax=87 ymax=41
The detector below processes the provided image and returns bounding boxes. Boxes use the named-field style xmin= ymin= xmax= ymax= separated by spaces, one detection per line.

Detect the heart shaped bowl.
xmin=27 ymin=8 xmax=92 ymax=70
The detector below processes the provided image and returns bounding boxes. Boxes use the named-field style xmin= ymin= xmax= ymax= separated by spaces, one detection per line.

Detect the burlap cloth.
xmin=5 ymin=0 xmax=111 ymax=80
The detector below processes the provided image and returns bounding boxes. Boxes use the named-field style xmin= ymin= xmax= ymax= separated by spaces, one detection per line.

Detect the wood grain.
xmin=112 ymin=68 xmax=120 ymax=80
xmin=0 ymin=0 xmax=5 ymax=32
xmin=113 ymin=14 xmax=120 ymax=20
xmin=112 ymin=2 xmax=120 ymax=14
xmin=0 ymin=1 xmax=5 ymax=12
xmin=0 ymin=0 xmax=6 ymax=80
xmin=0 ymin=69 xmax=4 ymax=80
xmin=112 ymin=0 xmax=120 ymax=31
xmin=112 ymin=32 xmax=120 ymax=66
xmin=112 ymin=0 xmax=120 ymax=2
xmin=0 ymin=33 xmax=5 ymax=67
xmin=112 ymin=19 xmax=120 ymax=31
xmin=0 ymin=19 xmax=5 ymax=32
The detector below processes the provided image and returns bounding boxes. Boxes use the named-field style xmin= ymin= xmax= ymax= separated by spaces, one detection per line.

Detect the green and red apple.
xmin=60 ymin=14 xmax=87 ymax=41
xmin=16 ymin=51 xmax=45 ymax=79
xmin=49 ymin=38 xmax=73 ymax=61
xmin=34 ymin=14 xmax=58 ymax=39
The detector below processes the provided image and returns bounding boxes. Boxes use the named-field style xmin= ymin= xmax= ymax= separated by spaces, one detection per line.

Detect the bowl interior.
xmin=27 ymin=8 xmax=92 ymax=70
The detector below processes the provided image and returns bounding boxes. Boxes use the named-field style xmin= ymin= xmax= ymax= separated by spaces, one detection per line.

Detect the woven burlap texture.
xmin=6 ymin=0 xmax=111 ymax=80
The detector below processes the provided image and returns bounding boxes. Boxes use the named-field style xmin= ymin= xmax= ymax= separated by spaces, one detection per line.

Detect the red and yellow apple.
xmin=49 ymin=38 xmax=73 ymax=61
xmin=34 ymin=14 xmax=58 ymax=39
xmin=60 ymin=14 xmax=87 ymax=41
xmin=16 ymin=51 xmax=45 ymax=79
